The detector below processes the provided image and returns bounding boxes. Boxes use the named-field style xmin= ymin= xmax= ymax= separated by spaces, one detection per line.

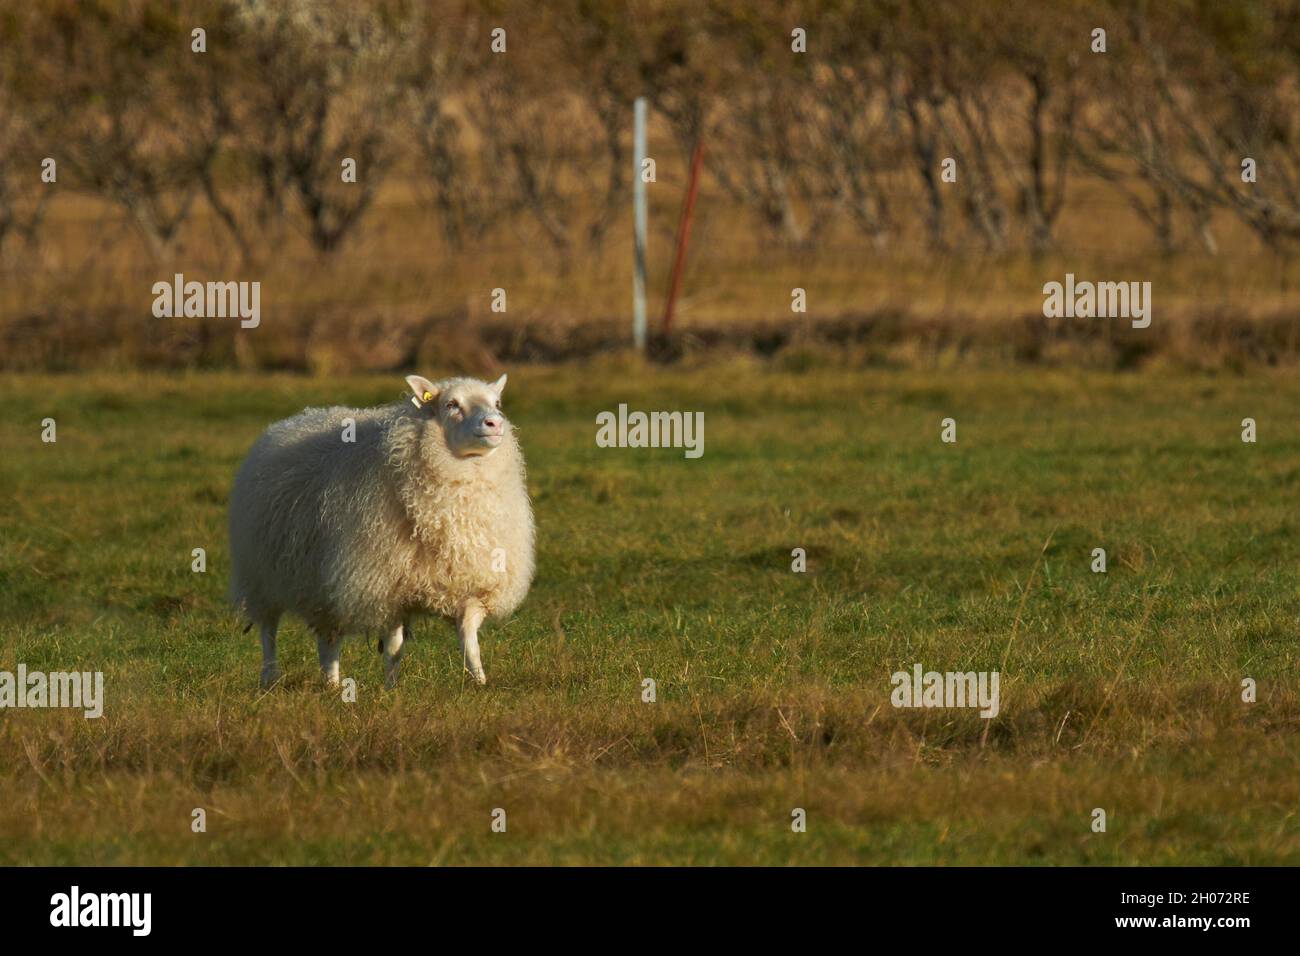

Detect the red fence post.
xmin=662 ymin=139 xmax=704 ymax=337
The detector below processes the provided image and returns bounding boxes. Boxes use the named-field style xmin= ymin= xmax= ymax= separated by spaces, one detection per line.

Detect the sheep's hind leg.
xmin=316 ymin=631 xmax=343 ymax=688
xmin=457 ymin=602 xmax=487 ymax=685
xmin=259 ymin=616 xmax=282 ymax=688
xmin=382 ymin=622 xmax=406 ymax=689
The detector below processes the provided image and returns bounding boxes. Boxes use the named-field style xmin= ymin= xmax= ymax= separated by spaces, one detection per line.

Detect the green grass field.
xmin=1 ymin=360 xmax=1298 ymax=865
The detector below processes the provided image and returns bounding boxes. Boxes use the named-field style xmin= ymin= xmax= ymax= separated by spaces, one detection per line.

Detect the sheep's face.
xmin=407 ymin=374 xmax=510 ymax=459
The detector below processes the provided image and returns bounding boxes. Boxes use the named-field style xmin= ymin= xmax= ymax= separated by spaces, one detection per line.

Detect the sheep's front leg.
xmin=382 ymin=622 xmax=406 ymax=689
xmin=317 ymin=631 xmax=342 ymax=687
xmin=259 ymin=618 xmax=281 ymax=688
xmin=457 ymin=602 xmax=487 ymax=685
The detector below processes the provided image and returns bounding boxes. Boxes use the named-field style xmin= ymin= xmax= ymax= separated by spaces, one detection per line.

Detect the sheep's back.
xmin=229 ymin=405 xmax=397 ymax=628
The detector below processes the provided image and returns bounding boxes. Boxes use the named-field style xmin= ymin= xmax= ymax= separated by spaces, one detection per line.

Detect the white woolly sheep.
xmin=229 ymin=373 xmax=534 ymax=688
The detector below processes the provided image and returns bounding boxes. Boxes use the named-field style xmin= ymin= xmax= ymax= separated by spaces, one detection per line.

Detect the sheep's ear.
xmin=406 ymin=375 xmax=439 ymax=406
xmin=489 ymin=373 xmax=507 ymax=396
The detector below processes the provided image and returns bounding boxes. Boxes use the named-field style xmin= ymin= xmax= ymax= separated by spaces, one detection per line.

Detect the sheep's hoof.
xmin=472 ymin=672 xmax=487 ymax=686
xmin=259 ymin=668 xmax=282 ymax=689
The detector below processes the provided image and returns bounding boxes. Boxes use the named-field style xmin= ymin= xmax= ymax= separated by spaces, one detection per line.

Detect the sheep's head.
xmin=406 ymin=373 xmax=510 ymax=458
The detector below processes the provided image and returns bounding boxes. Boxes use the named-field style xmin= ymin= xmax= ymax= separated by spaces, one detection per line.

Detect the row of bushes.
xmin=0 ymin=0 xmax=1297 ymax=266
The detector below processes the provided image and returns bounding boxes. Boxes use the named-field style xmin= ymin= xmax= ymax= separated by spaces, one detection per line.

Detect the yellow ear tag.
xmin=422 ymin=391 xmax=433 ymax=402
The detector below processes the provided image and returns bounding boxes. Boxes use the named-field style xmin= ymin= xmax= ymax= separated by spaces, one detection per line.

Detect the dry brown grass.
xmin=3 ymin=156 xmax=1299 ymax=371
xmin=3 ymin=683 xmax=1297 ymax=865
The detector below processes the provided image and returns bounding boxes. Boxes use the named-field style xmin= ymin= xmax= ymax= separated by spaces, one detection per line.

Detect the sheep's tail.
xmin=231 ymin=590 xmax=253 ymax=634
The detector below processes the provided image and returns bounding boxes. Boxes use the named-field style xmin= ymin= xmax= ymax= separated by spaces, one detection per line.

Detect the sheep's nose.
xmin=482 ymin=416 xmax=502 ymax=433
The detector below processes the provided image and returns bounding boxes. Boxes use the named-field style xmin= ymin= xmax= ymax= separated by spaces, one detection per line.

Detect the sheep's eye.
xmin=446 ymin=400 xmax=460 ymax=412
xmin=494 ymin=400 xmax=501 ymax=410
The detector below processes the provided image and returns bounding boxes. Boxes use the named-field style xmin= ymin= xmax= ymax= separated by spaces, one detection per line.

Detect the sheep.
xmin=228 ymin=373 xmax=534 ymax=689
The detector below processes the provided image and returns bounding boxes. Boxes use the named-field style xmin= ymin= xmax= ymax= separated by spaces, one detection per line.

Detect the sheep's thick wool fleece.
xmin=229 ymin=400 xmax=534 ymax=634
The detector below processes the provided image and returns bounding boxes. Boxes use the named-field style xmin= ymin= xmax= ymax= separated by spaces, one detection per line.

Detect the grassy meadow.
xmin=1 ymin=360 xmax=1298 ymax=865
